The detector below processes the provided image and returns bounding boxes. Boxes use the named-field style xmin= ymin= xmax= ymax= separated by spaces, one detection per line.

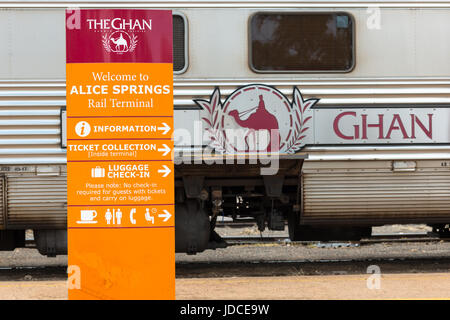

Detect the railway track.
xmin=215 ymin=221 xmax=449 ymax=245
xmin=176 ymin=256 xmax=450 ymax=278
xmin=222 ymin=232 xmax=449 ymax=246
xmin=0 ymin=266 xmax=67 ymax=281
xmin=3 ymin=230 xmax=450 ymax=281
xmin=2 ymin=255 xmax=450 ymax=281
xmin=23 ymin=232 xmax=447 ymax=249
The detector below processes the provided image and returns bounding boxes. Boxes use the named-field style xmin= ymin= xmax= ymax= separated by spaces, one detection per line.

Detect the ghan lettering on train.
xmin=333 ymin=112 xmax=433 ymax=140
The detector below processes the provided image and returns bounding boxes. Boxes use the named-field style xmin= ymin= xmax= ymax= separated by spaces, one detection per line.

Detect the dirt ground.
xmin=176 ymin=273 xmax=450 ymax=300
xmin=1 ymin=272 xmax=449 ymax=300
xmin=0 ymin=225 xmax=449 ymax=300
xmin=0 ymin=281 xmax=67 ymax=300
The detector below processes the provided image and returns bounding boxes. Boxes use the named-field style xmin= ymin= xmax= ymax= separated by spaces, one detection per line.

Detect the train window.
xmin=173 ymin=14 xmax=188 ymax=73
xmin=60 ymin=108 xmax=67 ymax=149
xmin=249 ymin=13 xmax=354 ymax=72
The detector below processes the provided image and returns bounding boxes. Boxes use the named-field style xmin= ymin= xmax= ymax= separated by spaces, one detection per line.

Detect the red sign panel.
xmin=66 ymin=9 xmax=172 ymax=63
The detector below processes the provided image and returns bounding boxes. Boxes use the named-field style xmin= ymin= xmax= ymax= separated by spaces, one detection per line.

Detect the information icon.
xmin=75 ymin=121 xmax=91 ymax=137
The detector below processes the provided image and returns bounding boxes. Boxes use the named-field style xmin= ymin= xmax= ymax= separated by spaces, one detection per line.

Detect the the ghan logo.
xmin=196 ymin=85 xmax=443 ymax=153
xmin=195 ymin=85 xmax=319 ymax=154
xmin=87 ymin=18 xmax=152 ymax=31
xmin=86 ymin=18 xmax=151 ymax=54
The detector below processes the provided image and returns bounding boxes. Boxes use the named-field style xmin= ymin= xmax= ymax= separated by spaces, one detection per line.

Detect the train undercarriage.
xmin=174 ymin=158 xmax=450 ymax=254
xmin=0 ymin=158 xmax=449 ymax=256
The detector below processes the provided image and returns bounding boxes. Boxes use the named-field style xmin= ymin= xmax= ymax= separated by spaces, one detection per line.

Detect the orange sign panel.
xmin=66 ymin=63 xmax=173 ymax=117
xmin=66 ymin=9 xmax=174 ymax=300
xmin=67 ymin=161 xmax=174 ymax=205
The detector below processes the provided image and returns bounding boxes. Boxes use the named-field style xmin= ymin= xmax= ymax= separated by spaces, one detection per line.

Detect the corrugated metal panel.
xmin=301 ymin=160 xmax=450 ymax=224
xmin=7 ymin=78 xmax=450 ymax=110
xmin=6 ymin=175 xmax=67 ymax=229
xmin=173 ymin=78 xmax=450 ymax=106
xmin=0 ymin=82 xmax=66 ymax=164
xmin=3 ymin=80 xmax=450 ymax=163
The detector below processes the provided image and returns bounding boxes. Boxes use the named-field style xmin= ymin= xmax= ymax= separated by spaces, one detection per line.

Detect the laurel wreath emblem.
xmin=284 ymin=88 xmax=318 ymax=154
xmin=195 ymin=89 xmax=230 ymax=153
xmin=102 ymin=34 xmax=111 ymax=52
xmin=129 ymin=34 xmax=138 ymax=52
xmin=195 ymin=86 xmax=319 ymax=154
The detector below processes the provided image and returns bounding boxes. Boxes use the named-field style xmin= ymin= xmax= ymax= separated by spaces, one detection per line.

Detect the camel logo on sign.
xmin=85 ymin=17 xmax=150 ymax=55
xmin=102 ymin=31 xmax=138 ymax=54
xmin=195 ymin=85 xmax=319 ymax=154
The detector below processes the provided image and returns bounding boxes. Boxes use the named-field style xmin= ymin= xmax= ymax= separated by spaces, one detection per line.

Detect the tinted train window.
xmin=173 ymin=14 xmax=187 ymax=73
xmin=250 ymin=13 xmax=354 ymax=72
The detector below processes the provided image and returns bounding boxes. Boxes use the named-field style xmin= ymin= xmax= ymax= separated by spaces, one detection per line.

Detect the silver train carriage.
xmin=0 ymin=1 xmax=450 ymax=255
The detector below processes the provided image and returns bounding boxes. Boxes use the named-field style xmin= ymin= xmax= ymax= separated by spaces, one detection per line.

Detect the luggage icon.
xmin=91 ymin=166 xmax=105 ymax=178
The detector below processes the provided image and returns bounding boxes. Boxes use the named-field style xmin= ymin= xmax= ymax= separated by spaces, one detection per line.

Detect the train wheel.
xmin=0 ymin=230 xmax=25 ymax=251
xmin=175 ymin=199 xmax=211 ymax=254
xmin=287 ymin=210 xmax=302 ymax=241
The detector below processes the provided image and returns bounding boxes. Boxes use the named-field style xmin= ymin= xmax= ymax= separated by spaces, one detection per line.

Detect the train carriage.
xmin=0 ymin=0 xmax=449 ymax=255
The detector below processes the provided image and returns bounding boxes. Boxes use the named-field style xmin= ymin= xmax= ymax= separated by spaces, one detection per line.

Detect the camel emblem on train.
xmin=195 ymin=84 xmax=319 ymax=154
xmin=102 ymin=31 xmax=138 ymax=54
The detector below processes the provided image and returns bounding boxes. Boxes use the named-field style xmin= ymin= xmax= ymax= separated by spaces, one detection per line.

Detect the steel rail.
xmin=222 ymin=232 xmax=448 ymax=245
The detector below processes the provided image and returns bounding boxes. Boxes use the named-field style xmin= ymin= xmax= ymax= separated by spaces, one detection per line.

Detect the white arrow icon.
xmin=158 ymin=210 xmax=172 ymax=222
xmin=158 ymin=144 xmax=171 ymax=156
xmin=157 ymin=122 xmax=171 ymax=135
xmin=158 ymin=165 xmax=171 ymax=177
